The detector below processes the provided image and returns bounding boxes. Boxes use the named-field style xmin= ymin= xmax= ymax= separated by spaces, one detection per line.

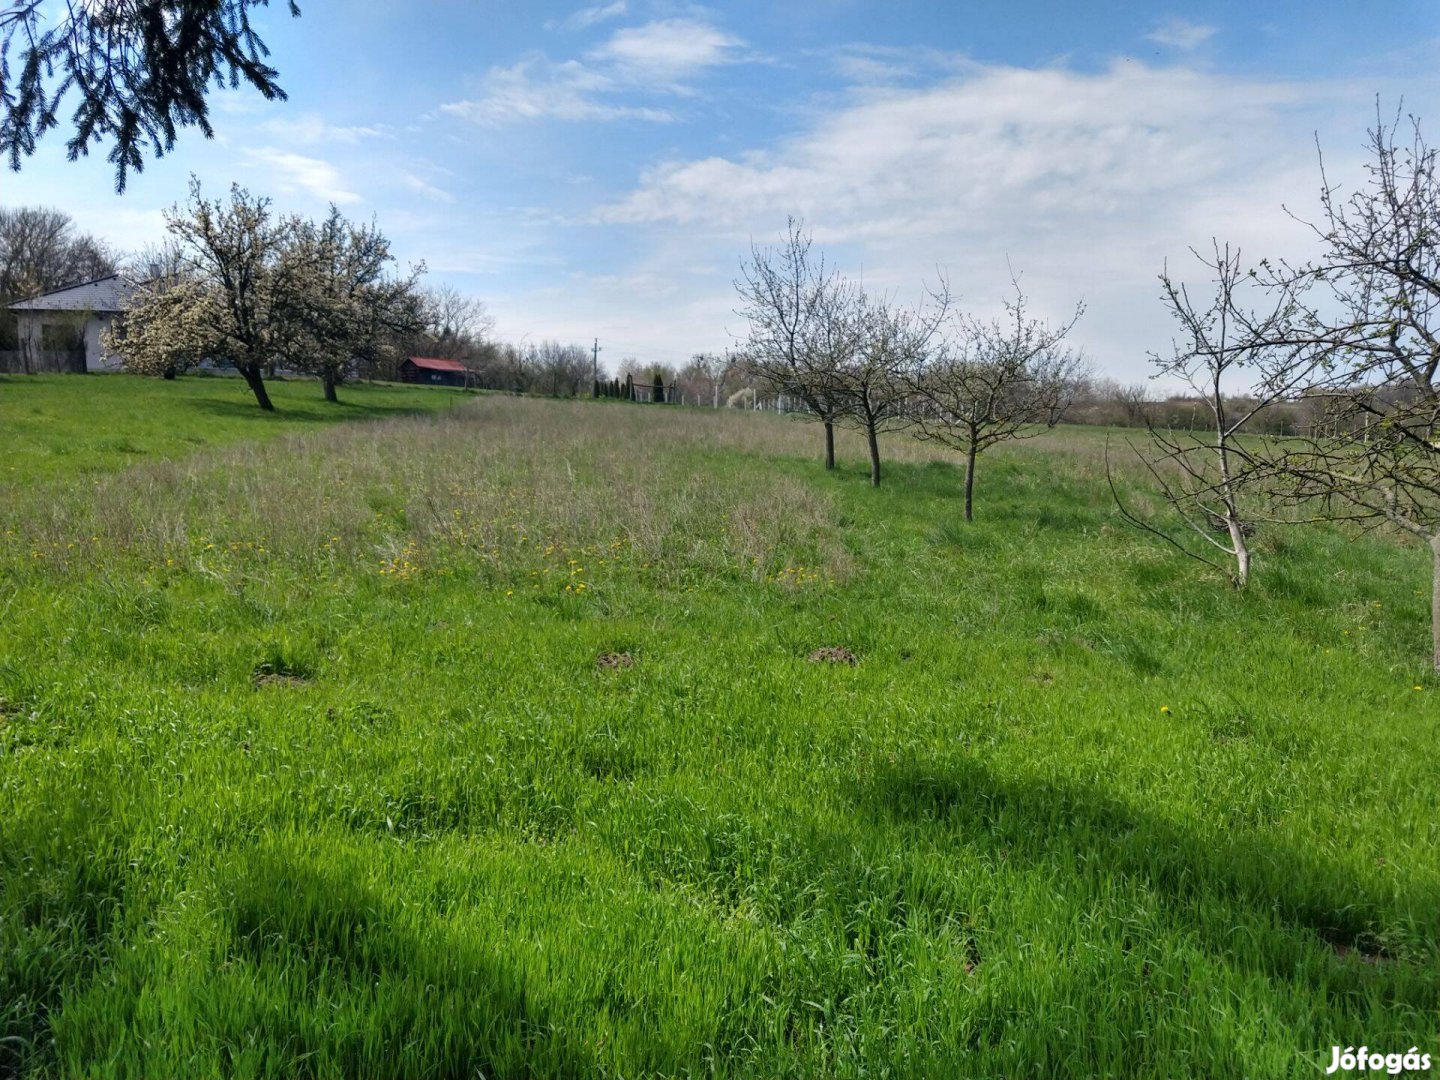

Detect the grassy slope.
xmin=0 ymin=373 xmax=468 ymax=481
xmin=1 ymin=381 xmax=1437 ymax=1078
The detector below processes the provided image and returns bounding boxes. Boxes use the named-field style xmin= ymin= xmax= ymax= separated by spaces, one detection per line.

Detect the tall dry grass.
xmin=10 ymin=397 xmax=896 ymax=586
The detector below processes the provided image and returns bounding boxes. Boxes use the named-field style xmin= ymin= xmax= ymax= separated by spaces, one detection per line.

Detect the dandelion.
xmin=1414 ymin=685 xmax=1425 ymax=691
xmin=1159 ymin=705 xmax=1172 ymax=715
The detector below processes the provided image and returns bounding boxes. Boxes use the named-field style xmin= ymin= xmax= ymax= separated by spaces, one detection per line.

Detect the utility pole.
xmin=591 ymin=338 xmax=600 ymax=397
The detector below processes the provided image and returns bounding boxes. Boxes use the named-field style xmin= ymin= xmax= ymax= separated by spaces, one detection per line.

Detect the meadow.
xmin=1 ymin=375 xmax=1437 ymax=1078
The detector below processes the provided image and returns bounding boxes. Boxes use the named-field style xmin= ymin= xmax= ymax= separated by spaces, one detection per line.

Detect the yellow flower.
xmin=1159 ymin=705 xmax=1172 ymax=715
xmin=1414 ymin=685 xmax=1425 ymax=692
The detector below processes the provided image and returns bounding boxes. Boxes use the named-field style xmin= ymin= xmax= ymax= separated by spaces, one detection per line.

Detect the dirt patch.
xmin=1327 ymin=936 xmax=1389 ymax=965
xmin=596 ymin=651 xmax=635 ymax=671
xmin=807 ymin=646 xmax=858 ymax=665
xmin=1318 ymin=924 xmax=1390 ymax=965
xmin=252 ymin=667 xmax=310 ymax=688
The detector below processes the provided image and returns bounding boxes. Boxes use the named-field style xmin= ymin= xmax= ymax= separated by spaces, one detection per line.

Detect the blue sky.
xmin=4 ymin=0 xmax=1439 ymax=378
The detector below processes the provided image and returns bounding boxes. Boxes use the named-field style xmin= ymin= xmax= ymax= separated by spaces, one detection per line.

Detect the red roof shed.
xmin=399 ymin=356 xmax=469 ymax=387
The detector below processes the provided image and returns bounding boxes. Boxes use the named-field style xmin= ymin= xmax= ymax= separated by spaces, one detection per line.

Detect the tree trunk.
xmin=323 ymin=373 xmax=338 ymax=403
xmin=1432 ymin=536 xmax=1440 ymax=673
xmin=824 ymin=420 xmax=835 ymax=471
xmin=866 ymin=419 xmax=881 ymax=487
xmin=240 ymin=364 xmax=276 ymax=411
xmin=964 ymin=439 xmax=978 ymax=521
xmin=1216 ymin=436 xmax=1248 ymax=587
xmin=1227 ymin=516 xmax=1251 ymax=588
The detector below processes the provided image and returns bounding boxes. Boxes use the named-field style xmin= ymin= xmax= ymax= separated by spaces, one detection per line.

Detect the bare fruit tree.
xmin=909 ymin=282 xmax=1086 ymax=520
xmin=735 ymin=218 xmax=850 ymax=470
xmin=1111 ymin=243 xmax=1317 ymax=587
xmin=838 ymin=284 xmax=949 ymax=487
xmin=1254 ymin=111 xmax=1440 ymax=669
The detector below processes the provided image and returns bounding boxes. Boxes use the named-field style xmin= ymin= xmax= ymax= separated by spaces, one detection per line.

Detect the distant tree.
xmin=909 ymin=281 xmax=1087 ymax=520
xmin=1114 ymin=381 xmax=1151 ymax=427
xmin=0 ymin=204 xmax=117 ymax=354
xmin=682 ymin=351 xmax=738 ymax=408
xmin=414 ymin=284 xmax=493 ymax=361
xmin=121 ymin=238 xmax=189 ymax=284
xmin=735 ymin=218 xmax=849 ymax=470
xmin=653 ymin=371 xmax=665 ymax=403
xmin=530 ymin=340 xmax=590 ymax=397
xmin=0 ymin=205 xmax=116 ymax=298
xmin=1 ymin=0 xmax=301 ymax=191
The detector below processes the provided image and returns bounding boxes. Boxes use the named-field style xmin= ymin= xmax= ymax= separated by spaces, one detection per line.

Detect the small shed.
xmin=399 ymin=356 xmax=469 ymax=387
xmin=6 ymin=274 xmax=138 ymax=373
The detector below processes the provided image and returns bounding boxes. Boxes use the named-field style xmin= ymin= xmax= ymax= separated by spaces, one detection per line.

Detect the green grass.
xmin=1 ymin=378 xmax=1437 ymax=1078
xmin=0 ymin=373 xmax=468 ymax=481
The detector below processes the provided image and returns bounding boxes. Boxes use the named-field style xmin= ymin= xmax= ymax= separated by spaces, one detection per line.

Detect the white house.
xmin=6 ymin=274 xmax=138 ymax=373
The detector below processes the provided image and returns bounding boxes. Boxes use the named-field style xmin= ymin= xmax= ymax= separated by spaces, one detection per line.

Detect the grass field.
xmin=1 ymin=375 xmax=1437 ymax=1078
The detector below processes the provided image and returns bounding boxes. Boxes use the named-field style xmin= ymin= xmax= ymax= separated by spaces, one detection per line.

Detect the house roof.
xmin=7 ymin=274 xmax=138 ymax=313
xmin=405 ymin=356 xmax=468 ymax=372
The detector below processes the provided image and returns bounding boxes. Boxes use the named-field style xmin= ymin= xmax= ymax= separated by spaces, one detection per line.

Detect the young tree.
xmin=735 ymin=218 xmax=849 ymax=470
xmin=837 ymin=284 xmax=949 ymax=487
xmin=1111 ymin=244 xmax=1317 ymax=587
xmin=909 ymin=283 xmax=1086 ymax=520
xmin=1 ymin=0 xmax=301 ymax=191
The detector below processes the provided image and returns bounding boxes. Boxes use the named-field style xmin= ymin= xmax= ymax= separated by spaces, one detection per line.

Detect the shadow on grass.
xmin=183 ymin=394 xmax=447 ymax=425
xmin=216 ymin=849 xmax=595 ymax=1078
xmin=0 ymin=779 xmax=131 ymax=1077
xmin=858 ymin=753 xmax=1437 ymax=976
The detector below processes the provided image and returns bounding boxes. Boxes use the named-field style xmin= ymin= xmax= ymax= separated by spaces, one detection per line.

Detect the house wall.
xmin=13 ymin=312 xmax=113 ymax=373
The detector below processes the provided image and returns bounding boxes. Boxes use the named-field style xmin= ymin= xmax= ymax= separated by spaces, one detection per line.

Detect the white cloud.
xmin=829 ymin=44 xmax=958 ymax=85
xmin=583 ymin=61 xmax=1403 ymax=379
xmin=1146 ymin=18 xmax=1218 ymax=50
xmin=441 ymin=18 xmax=744 ymax=126
xmin=244 ymin=148 xmax=361 ymax=204
xmin=258 ymin=112 xmax=389 ymax=144
xmin=587 ymin=18 xmax=744 ymax=83
xmin=441 ymin=57 xmax=673 ymax=125
xmin=548 ymin=1 xmax=628 ymax=32
xmin=400 ymin=171 xmax=456 ymax=204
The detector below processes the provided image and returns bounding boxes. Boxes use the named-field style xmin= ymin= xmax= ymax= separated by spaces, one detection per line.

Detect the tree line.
xmin=734 ymin=218 xmax=1089 ymax=518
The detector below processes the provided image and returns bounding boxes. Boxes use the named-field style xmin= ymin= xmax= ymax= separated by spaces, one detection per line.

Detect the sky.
xmin=3 ymin=0 xmax=1439 ymax=380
